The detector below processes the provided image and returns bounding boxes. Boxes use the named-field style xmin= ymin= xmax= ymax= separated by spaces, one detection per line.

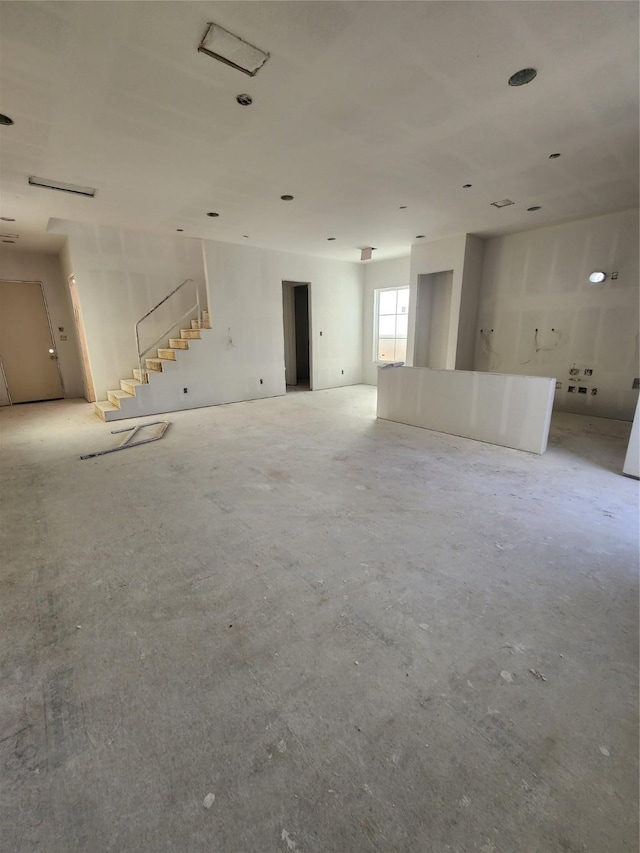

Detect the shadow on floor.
xmin=547 ymin=411 xmax=632 ymax=474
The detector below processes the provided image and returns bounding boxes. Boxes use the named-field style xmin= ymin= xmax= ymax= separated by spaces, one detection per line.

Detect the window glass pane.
xmin=378 ymin=315 xmax=396 ymax=337
xmin=377 ymin=339 xmax=396 ymax=361
xmin=378 ymin=290 xmax=397 ymax=315
xmin=394 ymin=338 xmax=407 ymax=362
xmin=397 ymin=288 xmax=410 ymax=315
xmin=396 ymin=314 xmax=408 ymax=338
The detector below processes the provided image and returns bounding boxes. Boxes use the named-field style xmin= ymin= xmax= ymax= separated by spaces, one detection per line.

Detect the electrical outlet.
xmin=568 ymin=385 xmax=576 ymax=393
xmin=591 ymin=388 xmax=598 ymax=395
xmin=341 ymin=369 xmax=344 ymax=375
xmin=259 ymin=378 xmax=263 ymax=384
xmin=633 ymin=378 xmax=640 ymax=390
xmin=556 ymin=381 xmax=562 ymax=390
xmin=611 ymin=271 xmax=618 ymax=280
xmin=569 ymin=367 xmax=579 ymax=376
xmin=183 ymin=387 xmax=188 ymax=394
xmin=320 ymin=331 xmax=323 ymax=336
xmin=584 ymin=368 xmax=593 ymax=376
xmin=578 ymin=387 xmax=587 ymax=394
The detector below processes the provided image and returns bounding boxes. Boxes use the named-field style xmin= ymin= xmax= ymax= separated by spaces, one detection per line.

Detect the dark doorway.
xmin=282 ymin=281 xmax=312 ymax=390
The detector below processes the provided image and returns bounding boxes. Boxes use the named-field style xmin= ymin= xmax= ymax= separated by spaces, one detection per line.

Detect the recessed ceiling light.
xmin=508 ymin=68 xmax=537 ymax=87
xmin=176 ymin=228 xmax=184 ymax=232
xmin=280 ymin=195 xmax=294 ymax=201
xmin=527 ymin=206 xmax=541 ymax=211
xmin=549 ymin=153 xmax=561 ymax=159
xmin=243 ymin=235 xmax=249 ymax=238
xmin=207 ymin=211 xmax=219 ymax=217
xmin=463 ymin=184 xmax=472 ymax=189
xmin=198 ymin=22 xmax=270 ymax=77
xmin=327 ymin=237 xmax=336 ymax=241
xmin=589 ymin=271 xmax=607 ymax=284
xmin=416 ymin=235 xmax=425 ymax=239
xmin=0 ymin=216 xmax=16 ymax=222
xmin=236 ymin=94 xmax=253 ymax=106
xmin=0 ymin=233 xmax=18 ymax=239
xmin=490 ymin=199 xmax=515 ymax=208
xmin=29 ymin=175 xmax=96 ymax=196
xmin=2 ymin=239 xmax=16 ymax=243
xmin=0 ymin=114 xmax=14 ymax=126
xmin=399 ymin=205 xmax=407 ymax=210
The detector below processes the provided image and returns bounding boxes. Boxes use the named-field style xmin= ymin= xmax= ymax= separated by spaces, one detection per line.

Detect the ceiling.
xmin=0 ymin=1 xmax=638 ymax=261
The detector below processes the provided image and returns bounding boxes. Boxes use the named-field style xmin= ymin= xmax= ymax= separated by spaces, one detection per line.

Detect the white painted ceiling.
xmin=0 ymin=1 xmax=638 ymax=260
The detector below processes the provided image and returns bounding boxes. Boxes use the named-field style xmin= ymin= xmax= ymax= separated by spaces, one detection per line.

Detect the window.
xmin=374 ymin=287 xmax=409 ymax=362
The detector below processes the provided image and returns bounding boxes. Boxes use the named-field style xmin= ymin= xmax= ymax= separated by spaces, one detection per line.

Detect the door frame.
xmin=67 ymin=274 xmax=96 ymax=402
xmin=282 ymin=281 xmax=313 ymax=390
xmin=0 ymin=278 xmax=65 ymax=403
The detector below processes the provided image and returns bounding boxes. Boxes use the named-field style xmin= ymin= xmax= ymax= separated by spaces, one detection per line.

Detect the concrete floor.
xmin=0 ymin=386 xmax=637 ymax=853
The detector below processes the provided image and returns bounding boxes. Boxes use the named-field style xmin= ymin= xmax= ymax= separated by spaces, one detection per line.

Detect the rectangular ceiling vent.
xmin=198 ymin=22 xmax=270 ymax=77
xmin=490 ymin=199 xmax=515 ymax=208
xmin=28 ymin=176 xmax=96 ymax=197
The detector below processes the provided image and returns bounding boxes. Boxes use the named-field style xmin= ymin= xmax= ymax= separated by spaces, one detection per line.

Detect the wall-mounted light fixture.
xmin=588 ymin=271 xmax=607 ymax=284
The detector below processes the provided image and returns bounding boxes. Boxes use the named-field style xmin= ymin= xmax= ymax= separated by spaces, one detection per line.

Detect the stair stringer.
xmin=95 ymin=328 xmax=284 ymax=420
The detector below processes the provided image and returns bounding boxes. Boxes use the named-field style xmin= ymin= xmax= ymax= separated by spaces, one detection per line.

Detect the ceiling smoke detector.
xmin=198 ymin=22 xmax=270 ymax=77
xmin=491 ymin=199 xmax=515 ymax=208
xmin=508 ymin=68 xmax=537 ymax=87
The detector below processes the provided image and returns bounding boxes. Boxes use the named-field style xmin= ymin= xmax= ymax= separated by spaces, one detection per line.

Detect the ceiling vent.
xmin=490 ymin=199 xmax=515 ymax=208
xmin=28 ymin=176 xmax=96 ymax=197
xmin=198 ymin=23 xmax=270 ymax=77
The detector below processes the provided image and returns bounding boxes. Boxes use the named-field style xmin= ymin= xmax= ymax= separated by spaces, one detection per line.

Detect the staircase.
xmin=94 ymin=312 xmax=211 ymax=421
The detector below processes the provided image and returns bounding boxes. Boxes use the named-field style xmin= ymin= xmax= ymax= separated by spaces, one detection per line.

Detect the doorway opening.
xmin=0 ymin=279 xmax=64 ymax=405
xmin=282 ymin=281 xmax=312 ymax=391
xmin=413 ymin=270 xmax=454 ymax=369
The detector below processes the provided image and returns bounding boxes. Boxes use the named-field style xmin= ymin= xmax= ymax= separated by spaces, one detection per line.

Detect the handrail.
xmin=135 ymin=278 xmax=200 ymax=382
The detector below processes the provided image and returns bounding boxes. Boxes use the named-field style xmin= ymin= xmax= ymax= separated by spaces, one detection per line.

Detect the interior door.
xmin=0 ymin=280 xmax=64 ymax=403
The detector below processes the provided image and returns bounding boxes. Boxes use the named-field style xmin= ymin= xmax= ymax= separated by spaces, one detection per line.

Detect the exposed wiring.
xmin=521 ymin=327 xmax=563 ymax=364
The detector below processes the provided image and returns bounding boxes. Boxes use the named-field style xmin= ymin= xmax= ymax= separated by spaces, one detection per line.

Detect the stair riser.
xmin=157 ymin=349 xmax=176 ymax=360
xmin=180 ymin=330 xmax=201 ymax=340
xmin=145 ymin=360 xmax=163 ymax=372
xmin=120 ymin=380 xmax=140 ymax=395
xmin=169 ymin=339 xmax=189 ymax=349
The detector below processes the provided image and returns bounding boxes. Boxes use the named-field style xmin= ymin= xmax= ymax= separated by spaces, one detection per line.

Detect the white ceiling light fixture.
xmin=491 ymin=199 xmax=515 ymax=208
xmin=588 ymin=271 xmax=607 ymax=284
xmin=28 ymin=176 xmax=96 ymax=197
xmin=198 ymin=23 xmax=270 ymax=77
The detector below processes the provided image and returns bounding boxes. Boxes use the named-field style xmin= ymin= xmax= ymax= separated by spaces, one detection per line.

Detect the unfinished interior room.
xmin=1 ymin=2 xmax=638 ymax=851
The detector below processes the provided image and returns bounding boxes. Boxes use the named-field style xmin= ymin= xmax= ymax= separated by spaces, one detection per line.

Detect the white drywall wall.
xmin=49 ymin=220 xmax=208 ymax=398
xmin=623 ymin=398 xmax=640 ymax=478
xmin=362 ymin=255 xmax=411 ymax=385
xmin=377 ymin=366 xmax=555 ymax=454
xmin=202 ymin=240 xmax=363 ymax=396
xmin=456 ymin=234 xmax=485 ymax=370
xmin=475 ymin=208 xmax=639 ymax=421
xmin=0 ymin=249 xmax=85 ymax=398
xmin=407 ymin=234 xmax=468 ymax=369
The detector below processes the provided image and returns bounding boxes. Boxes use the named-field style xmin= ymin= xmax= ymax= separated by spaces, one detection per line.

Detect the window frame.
xmin=373 ymin=285 xmax=410 ymax=364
